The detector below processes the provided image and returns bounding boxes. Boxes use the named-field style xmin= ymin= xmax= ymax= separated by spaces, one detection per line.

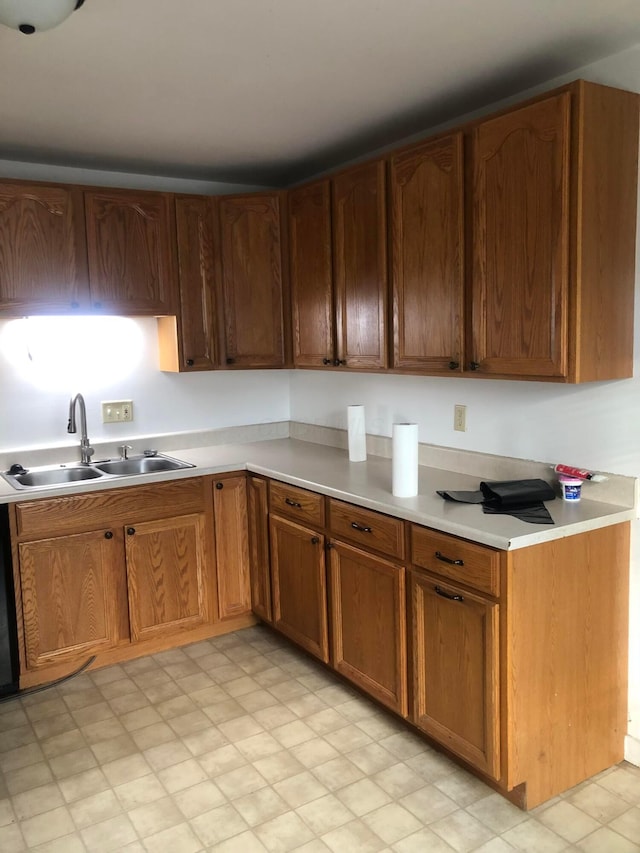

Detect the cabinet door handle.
xmin=448 ymin=360 xmax=460 ymax=370
xmin=351 ymin=521 xmax=372 ymax=534
xmin=285 ymin=498 xmax=302 ymax=508
xmin=435 ymin=550 xmax=464 ymax=566
xmin=216 ymin=482 xmax=224 ymax=490
xmin=226 ymin=357 xmax=235 ymax=365
xmin=435 ymin=585 xmax=465 ymax=602
xmin=311 ymin=536 xmax=319 ymax=545
xmin=334 ymin=359 xmax=347 ymax=366
xmin=186 ymin=358 xmax=194 ymax=366
xmin=322 ymin=358 xmax=332 ymax=365
xmin=104 ymin=531 xmax=113 ymax=540
xmin=126 ymin=527 xmax=136 ymax=536
xmin=469 ymin=361 xmax=480 ymax=371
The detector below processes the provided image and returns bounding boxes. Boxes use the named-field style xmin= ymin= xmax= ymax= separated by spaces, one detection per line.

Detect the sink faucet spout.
xmin=68 ymin=393 xmax=94 ymax=464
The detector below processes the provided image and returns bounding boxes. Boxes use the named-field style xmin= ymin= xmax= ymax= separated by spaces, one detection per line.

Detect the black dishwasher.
xmin=0 ymin=505 xmax=19 ymax=697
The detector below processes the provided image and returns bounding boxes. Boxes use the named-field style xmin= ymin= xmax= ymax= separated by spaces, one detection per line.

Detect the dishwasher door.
xmin=0 ymin=505 xmax=19 ymax=697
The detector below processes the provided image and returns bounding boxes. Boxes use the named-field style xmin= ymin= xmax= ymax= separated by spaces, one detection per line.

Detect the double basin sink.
xmin=2 ymin=453 xmax=195 ymax=491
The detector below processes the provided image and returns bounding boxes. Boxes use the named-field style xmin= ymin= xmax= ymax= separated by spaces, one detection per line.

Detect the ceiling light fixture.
xmin=0 ymin=0 xmax=85 ymax=34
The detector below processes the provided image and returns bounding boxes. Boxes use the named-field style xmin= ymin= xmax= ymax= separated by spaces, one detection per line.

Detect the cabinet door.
xmin=166 ymin=195 xmax=219 ymax=371
xmin=0 ymin=181 xmax=89 ymax=314
xmin=289 ymin=180 xmax=335 ymax=367
xmin=470 ymin=93 xmax=570 ymax=378
xmin=126 ymin=513 xmax=208 ymax=641
xmin=213 ymin=476 xmax=251 ymax=619
xmin=247 ymin=475 xmax=272 ymax=622
xmin=333 ymin=161 xmax=388 ymax=369
xmin=390 ymin=135 xmax=464 ymax=372
xmin=269 ymin=515 xmax=328 ymax=662
xmin=409 ymin=569 xmax=500 ymax=779
xmin=329 ymin=541 xmax=407 ymax=716
xmin=84 ymin=189 xmax=177 ymax=314
xmin=218 ymin=193 xmax=285 ymax=367
xmin=19 ymin=529 xmax=122 ymax=669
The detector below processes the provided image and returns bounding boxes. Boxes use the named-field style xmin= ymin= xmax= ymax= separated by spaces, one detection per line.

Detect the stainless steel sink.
xmin=3 ymin=463 xmax=105 ymax=490
xmin=93 ymin=455 xmax=195 ymax=476
xmin=2 ymin=454 xmax=195 ymax=490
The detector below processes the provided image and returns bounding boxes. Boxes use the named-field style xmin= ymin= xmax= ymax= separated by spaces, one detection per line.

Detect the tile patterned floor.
xmin=0 ymin=625 xmax=638 ymax=852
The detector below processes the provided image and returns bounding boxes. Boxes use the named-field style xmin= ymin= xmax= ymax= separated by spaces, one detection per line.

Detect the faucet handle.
xmin=118 ymin=445 xmax=133 ymax=460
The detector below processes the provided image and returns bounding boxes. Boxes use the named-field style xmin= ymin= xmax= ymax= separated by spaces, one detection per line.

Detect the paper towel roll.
xmin=392 ymin=423 xmax=419 ymax=497
xmin=347 ymin=405 xmax=367 ymax=462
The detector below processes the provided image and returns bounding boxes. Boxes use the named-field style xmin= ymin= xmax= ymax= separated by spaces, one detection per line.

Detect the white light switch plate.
xmin=102 ymin=400 xmax=133 ymax=423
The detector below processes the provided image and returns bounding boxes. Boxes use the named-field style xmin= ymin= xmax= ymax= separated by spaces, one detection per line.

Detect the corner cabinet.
xmin=218 ymin=192 xmax=288 ymax=368
xmin=467 ymin=81 xmax=638 ymax=381
xmin=389 ymin=134 xmax=465 ymax=373
xmin=0 ymin=181 xmax=89 ymax=314
xmin=84 ymin=188 xmax=178 ymax=315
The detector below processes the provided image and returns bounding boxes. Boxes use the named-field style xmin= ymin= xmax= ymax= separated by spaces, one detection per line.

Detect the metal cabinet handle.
xmin=311 ymin=536 xmax=319 ymax=545
xmin=351 ymin=521 xmax=372 ymax=534
xmin=104 ymin=531 xmax=113 ymax=540
xmin=469 ymin=361 xmax=480 ymax=371
xmin=448 ymin=360 xmax=460 ymax=370
xmin=334 ymin=359 xmax=347 ymax=366
xmin=186 ymin=358 xmax=194 ymax=366
xmin=435 ymin=585 xmax=464 ymax=602
xmin=435 ymin=550 xmax=464 ymax=566
xmin=216 ymin=482 xmax=224 ymax=490
xmin=285 ymin=497 xmax=302 ymax=508
xmin=126 ymin=527 xmax=136 ymax=536
xmin=322 ymin=358 xmax=332 ymax=365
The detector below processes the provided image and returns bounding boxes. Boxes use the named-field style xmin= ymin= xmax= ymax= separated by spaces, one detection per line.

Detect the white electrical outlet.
xmin=454 ymin=404 xmax=466 ymax=432
xmin=102 ymin=400 xmax=133 ymax=423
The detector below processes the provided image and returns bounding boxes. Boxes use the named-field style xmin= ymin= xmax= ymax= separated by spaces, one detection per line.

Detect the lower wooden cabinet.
xmin=247 ymin=475 xmax=272 ymax=622
xmin=409 ymin=568 xmax=500 ymax=779
xmin=269 ymin=514 xmax=329 ymax=662
xmin=126 ymin=513 xmax=209 ymax=641
xmin=213 ymin=475 xmax=251 ymax=619
xmin=329 ymin=540 xmax=407 ymax=716
xmin=19 ymin=528 xmax=124 ymax=669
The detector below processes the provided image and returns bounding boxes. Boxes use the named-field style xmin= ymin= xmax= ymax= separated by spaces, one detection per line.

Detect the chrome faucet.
xmin=67 ymin=393 xmax=94 ymax=464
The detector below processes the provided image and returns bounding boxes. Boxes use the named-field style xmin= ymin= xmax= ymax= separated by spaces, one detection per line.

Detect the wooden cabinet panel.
xmin=0 ymin=181 xmax=89 ymax=314
xmin=213 ymin=476 xmax=251 ymax=619
xmin=409 ymin=568 xmax=500 ymax=779
xmin=247 ymin=475 xmax=272 ymax=622
xmin=84 ymin=188 xmax=177 ymax=315
xmin=19 ymin=529 xmax=122 ymax=668
xmin=411 ymin=525 xmax=499 ymax=597
xmin=390 ymin=134 xmax=464 ymax=372
xmin=269 ymin=515 xmax=328 ymax=662
xmin=218 ymin=193 xmax=286 ymax=368
xmin=270 ymin=480 xmax=325 ymax=527
xmin=158 ymin=195 xmax=219 ymax=371
xmin=289 ymin=180 xmax=334 ymax=367
xmin=328 ymin=499 xmax=404 ymax=559
xmin=470 ymin=93 xmax=570 ymax=378
xmin=333 ymin=161 xmax=388 ymax=369
xmin=126 ymin=513 xmax=208 ymax=641
xmin=329 ymin=541 xmax=407 ymax=715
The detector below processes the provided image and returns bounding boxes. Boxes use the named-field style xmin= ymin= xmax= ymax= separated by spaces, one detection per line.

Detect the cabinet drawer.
xmin=329 ymin=499 xmax=405 ymax=559
xmin=15 ymin=478 xmax=206 ymax=539
xmin=270 ymin=481 xmax=325 ymax=527
xmin=411 ymin=525 xmax=499 ymax=596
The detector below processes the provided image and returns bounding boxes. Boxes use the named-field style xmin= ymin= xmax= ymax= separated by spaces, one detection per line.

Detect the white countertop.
xmin=0 ymin=438 xmax=634 ymax=551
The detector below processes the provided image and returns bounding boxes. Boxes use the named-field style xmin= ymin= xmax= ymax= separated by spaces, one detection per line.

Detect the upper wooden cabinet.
xmin=0 ymin=181 xmax=89 ymax=314
xmin=333 ymin=160 xmax=388 ymax=369
xmin=468 ymin=81 xmax=638 ymax=381
xmin=389 ymin=134 xmax=465 ymax=373
xmin=288 ymin=160 xmax=388 ymax=370
xmin=218 ymin=192 xmax=287 ymax=368
xmin=84 ymin=188 xmax=177 ymax=315
xmin=289 ymin=179 xmax=334 ymax=367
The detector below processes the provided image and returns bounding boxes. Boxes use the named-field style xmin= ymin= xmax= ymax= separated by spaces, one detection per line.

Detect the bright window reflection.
xmin=0 ymin=316 xmax=144 ymax=391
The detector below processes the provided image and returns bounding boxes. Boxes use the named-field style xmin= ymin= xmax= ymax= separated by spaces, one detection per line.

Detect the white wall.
xmin=290 ymin=43 xmax=640 ymax=755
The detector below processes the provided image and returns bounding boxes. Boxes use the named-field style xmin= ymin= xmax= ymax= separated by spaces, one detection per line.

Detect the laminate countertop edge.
xmin=0 ymin=438 xmax=635 ymax=551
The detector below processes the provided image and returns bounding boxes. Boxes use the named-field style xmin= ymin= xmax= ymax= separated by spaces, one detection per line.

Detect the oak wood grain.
xmin=328 ymin=498 xmax=404 ymax=559
xmin=247 ymin=475 xmax=272 ymax=622
xmin=270 ymin=480 xmax=326 ymax=527
xmin=213 ymin=475 xmax=251 ymax=619
xmin=411 ymin=525 xmax=500 ymax=596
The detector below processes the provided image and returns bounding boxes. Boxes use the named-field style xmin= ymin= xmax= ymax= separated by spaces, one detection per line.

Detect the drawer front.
xmin=411 ymin=525 xmax=499 ymax=596
xmin=329 ymin=499 xmax=405 ymax=559
xmin=15 ymin=477 xmax=207 ymax=539
xmin=270 ymin=480 xmax=325 ymax=527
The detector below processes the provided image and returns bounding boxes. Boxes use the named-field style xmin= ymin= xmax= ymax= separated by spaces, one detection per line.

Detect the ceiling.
xmin=1 ymin=0 xmax=640 ymax=187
